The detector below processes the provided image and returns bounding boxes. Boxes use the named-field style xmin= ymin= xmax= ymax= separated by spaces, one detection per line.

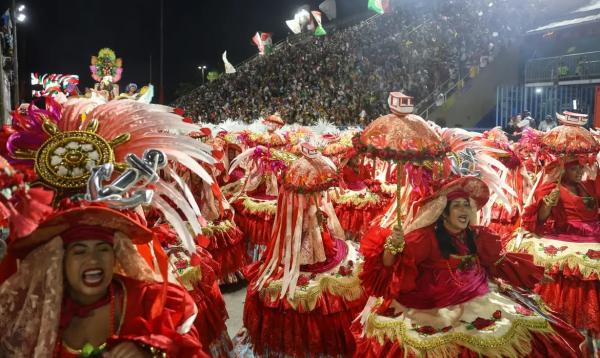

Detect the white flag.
xmin=286 ymin=19 xmax=301 ymax=34
xmin=319 ymin=0 xmax=337 ymax=19
xmin=222 ymin=51 xmax=236 ymax=74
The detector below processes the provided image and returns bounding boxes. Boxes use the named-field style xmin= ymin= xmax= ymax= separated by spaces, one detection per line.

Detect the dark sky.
xmin=3 ymin=0 xmax=366 ymax=103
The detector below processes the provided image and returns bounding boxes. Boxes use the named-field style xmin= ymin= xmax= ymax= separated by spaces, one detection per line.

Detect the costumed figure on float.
xmin=89 ymin=48 xmax=122 ymax=101
xmin=509 ymin=111 xmax=600 ymax=354
xmin=240 ymin=141 xmax=367 ymax=357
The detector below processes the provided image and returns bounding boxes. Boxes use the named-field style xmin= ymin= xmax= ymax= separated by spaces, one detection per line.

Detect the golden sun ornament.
xmin=15 ymin=117 xmax=130 ymax=190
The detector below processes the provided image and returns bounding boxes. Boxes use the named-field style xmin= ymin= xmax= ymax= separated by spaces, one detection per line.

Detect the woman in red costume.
xmin=241 ymin=142 xmax=366 ymax=357
xmin=332 ymin=148 xmax=390 ymax=241
xmin=519 ymin=157 xmax=600 ymax=353
xmin=512 ymin=112 xmax=600 ymax=354
xmin=354 ymin=176 xmax=584 ymax=357
xmin=0 ymin=202 xmax=207 ymax=357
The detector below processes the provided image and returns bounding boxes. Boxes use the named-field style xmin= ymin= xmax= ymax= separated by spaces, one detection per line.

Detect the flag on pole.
xmin=251 ymin=32 xmax=265 ymax=55
xmin=261 ymin=32 xmax=273 ymax=54
xmin=286 ymin=19 xmax=301 ymax=34
xmin=222 ymin=51 xmax=236 ymax=74
xmin=319 ymin=0 xmax=337 ymax=20
xmin=311 ymin=11 xmax=327 ymax=36
xmin=251 ymin=32 xmax=273 ymax=55
xmin=368 ymin=0 xmax=390 ymax=14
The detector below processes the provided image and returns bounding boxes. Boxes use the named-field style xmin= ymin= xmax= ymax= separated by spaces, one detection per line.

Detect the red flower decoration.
xmin=542 ymin=245 xmax=567 ymax=256
xmin=337 ymin=265 xmax=351 ymax=276
xmin=586 ymin=249 xmax=600 ymax=260
xmin=441 ymin=326 xmax=452 ymax=333
xmin=416 ymin=325 xmax=437 ymax=335
xmin=492 ymin=310 xmax=502 ymax=320
xmin=471 ymin=317 xmax=495 ymax=330
xmin=297 ymin=275 xmax=310 ymax=287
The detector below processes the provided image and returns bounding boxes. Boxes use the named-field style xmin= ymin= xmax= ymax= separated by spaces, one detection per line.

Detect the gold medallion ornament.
xmin=15 ymin=117 xmax=130 ymax=190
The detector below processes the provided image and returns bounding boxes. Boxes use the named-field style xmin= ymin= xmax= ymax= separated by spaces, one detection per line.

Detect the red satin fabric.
xmin=56 ymin=275 xmax=207 ymax=357
xmin=232 ymin=199 xmax=275 ymax=247
xmin=243 ymin=263 xmax=367 ymax=357
xmin=335 ymin=200 xmax=386 ymax=239
xmin=188 ymin=251 xmax=231 ymax=355
xmin=536 ymin=274 xmax=600 ymax=338
xmin=202 ymin=222 xmax=248 ymax=281
xmin=359 ymin=225 xmax=543 ymax=307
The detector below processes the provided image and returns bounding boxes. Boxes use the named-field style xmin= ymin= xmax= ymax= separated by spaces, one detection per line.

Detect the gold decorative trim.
xmin=201 ymin=220 xmax=236 ymax=236
xmin=260 ymin=263 xmax=364 ymax=311
xmin=242 ymin=197 xmax=277 ymax=215
xmin=35 ymin=130 xmax=114 ymax=189
xmin=332 ymin=191 xmax=380 ymax=207
xmin=507 ymin=229 xmax=600 ymax=278
xmin=363 ymin=304 xmax=553 ymax=358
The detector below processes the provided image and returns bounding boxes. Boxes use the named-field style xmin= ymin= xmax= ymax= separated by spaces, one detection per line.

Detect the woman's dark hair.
xmin=434 ymin=205 xmax=477 ymax=259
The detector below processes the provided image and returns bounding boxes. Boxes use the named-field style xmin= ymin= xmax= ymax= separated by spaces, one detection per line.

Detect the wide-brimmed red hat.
xmin=9 ymin=205 xmax=153 ymax=259
xmin=435 ymin=176 xmax=490 ymax=209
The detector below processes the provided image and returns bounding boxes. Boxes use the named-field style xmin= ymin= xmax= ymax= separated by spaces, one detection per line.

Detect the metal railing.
xmin=525 ymin=51 xmax=600 ymax=83
xmin=495 ymin=84 xmax=596 ymax=128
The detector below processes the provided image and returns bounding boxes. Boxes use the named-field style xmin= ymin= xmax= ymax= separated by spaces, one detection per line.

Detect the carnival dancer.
xmin=330 ymin=145 xmax=390 ymax=241
xmin=4 ymin=97 xmax=232 ymax=357
xmin=227 ymin=144 xmax=295 ymax=261
xmin=0 ymin=145 xmax=207 ymax=357
xmin=0 ymin=200 xmax=207 ymax=357
xmin=240 ymin=142 xmax=366 ymax=357
xmin=155 ymin=223 xmax=233 ymax=357
xmin=353 ymin=176 xmax=585 ymax=357
xmin=514 ymin=111 xmax=600 ymax=353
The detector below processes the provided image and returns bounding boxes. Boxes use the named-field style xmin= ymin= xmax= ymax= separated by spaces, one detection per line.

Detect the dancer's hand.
xmin=543 ymin=187 xmax=560 ymax=207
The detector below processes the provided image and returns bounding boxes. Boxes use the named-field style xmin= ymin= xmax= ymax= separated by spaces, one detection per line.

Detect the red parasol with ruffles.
xmin=353 ymin=92 xmax=448 ymax=226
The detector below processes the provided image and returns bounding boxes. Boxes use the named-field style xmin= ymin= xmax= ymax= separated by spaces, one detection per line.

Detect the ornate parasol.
xmin=354 ymin=92 xmax=448 ymax=227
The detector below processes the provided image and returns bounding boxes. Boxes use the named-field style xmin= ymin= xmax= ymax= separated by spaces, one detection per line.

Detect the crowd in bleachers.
xmin=174 ymin=0 xmax=542 ymax=125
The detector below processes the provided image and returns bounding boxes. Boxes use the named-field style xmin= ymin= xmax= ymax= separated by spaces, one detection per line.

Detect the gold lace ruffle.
xmin=260 ymin=264 xmax=364 ymax=311
xmin=242 ymin=197 xmax=277 ymax=215
xmin=363 ymin=301 xmax=553 ymax=358
xmin=508 ymin=229 xmax=600 ymax=279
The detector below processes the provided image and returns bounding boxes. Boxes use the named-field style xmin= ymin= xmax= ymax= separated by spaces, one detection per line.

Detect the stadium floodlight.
xmin=18 ymin=4 xmax=25 ymax=12
xmin=573 ymin=99 xmax=577 ymax=110
xmin=16 ymin=13 xmax=26 ymax=22
xmin=535 ymin=88 xmax=542 ymax=94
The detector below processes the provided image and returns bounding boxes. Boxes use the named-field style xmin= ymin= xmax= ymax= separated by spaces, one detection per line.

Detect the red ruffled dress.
xmin=334 ymin=167 xmax=388 ymax=241
xmin=353 ymin=225 xmax=584 ymax=358
xmin=521 ymin=181 xmax=600 ymax=338
xmin=156 ymin=222 xmax=232 ymax=357
xmin=55 ymin=275 xmax=208 ymax=357
xmin=242 ymin=228 xmax=367 ymax=357
xmin=231 ymin=183 xmax=277 ymax=262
